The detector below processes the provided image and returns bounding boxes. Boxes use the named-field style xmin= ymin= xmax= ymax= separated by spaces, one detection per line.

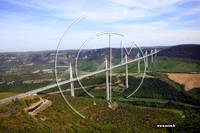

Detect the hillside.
xmin=0 ymin=94 xmax=199 ymax=132
xmin=0 ymin=44 xmax=200 ymax=132
xmin=147 ymin=57 xmax=200 ymax=73
xmin=1 ymin=44 xmax=199 ymax=74
xmin=0 ymin=46 xmax=165 ymax=74
xmin=0 ymin=58 xmax=199 ymax=104
xmin=50 ymin=72 xmax=200 ymax=112
xmin=111 ymin=56 xmax=200 ymax=73
xmin=157 ymin=44 xmax=200 ymax=60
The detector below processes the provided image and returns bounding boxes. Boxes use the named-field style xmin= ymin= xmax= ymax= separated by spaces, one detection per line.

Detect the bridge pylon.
xmin=125 ymin=54 xmax=129 ymax=88
xmin=151 ymin=49 xmax=153 ymax=62
xmin=155 ymin=48 xmax=157 ymax=61
xmin=105 ymin=57 xmax=109 ymax=101
xmin=137 ymin=52 xmax=140 ymax=73
xmin=145 ymin=50 xmax=148 ymax=68
xmin=70 ymin=63 xmax=74 ymax=97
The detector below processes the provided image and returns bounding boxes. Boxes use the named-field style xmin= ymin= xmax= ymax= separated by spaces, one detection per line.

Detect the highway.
xmin=0 ymin=51 xmax=159 ymax=104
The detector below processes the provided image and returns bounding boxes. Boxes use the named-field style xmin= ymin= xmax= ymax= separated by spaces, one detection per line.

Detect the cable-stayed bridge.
xmin=0 ymin=49 xmax=160 ymax=104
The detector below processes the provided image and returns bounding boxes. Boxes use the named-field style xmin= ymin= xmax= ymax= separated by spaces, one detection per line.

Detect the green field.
xmin=0 ymin=93 xmax=17 ymax=100
xmin=112 ymin=57 xmax=200 ymax=73
xmin=114 ymin=97 xmax=169 ymax=102
xmin=77 ymin=61 xmax=100 ymax=72
xmin=147 ymin=57 xmax=200 ymax=73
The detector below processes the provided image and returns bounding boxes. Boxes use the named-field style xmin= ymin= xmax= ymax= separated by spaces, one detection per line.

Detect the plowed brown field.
xmin=163 ymin=73 xmax=200 ymax=91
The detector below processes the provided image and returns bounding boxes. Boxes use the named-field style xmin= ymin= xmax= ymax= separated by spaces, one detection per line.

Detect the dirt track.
xmin=0 ymin=92 xmax=14 ymax=94
xmin=163 ymin=73 xmax=200 ymax=91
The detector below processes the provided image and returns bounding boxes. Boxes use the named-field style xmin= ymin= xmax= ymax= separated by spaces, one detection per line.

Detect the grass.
xmin=112 ymin=57 xmax=200 ymax=73
xmin=137 ymin=106 xmax=185 ymax=117
xmin=147 ymin=57 xmax=200 ymax=73
xmin=0 ymin=93 xmax=17 ymax=100
xmin=77 ymin=61 xmax=99 ymax=72
xmin=162 ymin=108 xmax=184 ymax=116
xmin=0 ymin=73 xmax=55 ymax=82
xmin=114 ymin=97 xmax=169 ymax=102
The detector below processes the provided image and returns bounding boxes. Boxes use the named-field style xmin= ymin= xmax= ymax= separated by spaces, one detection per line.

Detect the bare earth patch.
xmin=112 ymin=73 xmax=142 ymax=76
xmin=32 ymin=100 xmax=52 ymax=116
xmin=24 ymin=100 xmax=44 ymax=111
xmin=163 ymin=73 xmax=200 ymax=91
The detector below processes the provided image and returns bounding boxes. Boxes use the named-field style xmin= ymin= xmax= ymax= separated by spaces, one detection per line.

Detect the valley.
xmin=0 ymin=44 xmax=199 ymax=132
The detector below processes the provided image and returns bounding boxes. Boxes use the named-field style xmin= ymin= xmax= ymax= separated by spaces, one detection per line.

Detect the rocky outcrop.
xmin=6 ymin=81 xmax=15 ymax=85
xmin=22 ymin=78 xmax=67 ymax=84
xmin=22 ymin=79 xmax=54 ymax=84
xmin=0 ymin=81 xmax=5 ymax=84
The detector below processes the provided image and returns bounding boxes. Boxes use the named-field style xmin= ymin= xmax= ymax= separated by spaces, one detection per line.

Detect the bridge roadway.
xmin=0 ymin=51 xmax=158 ymax=104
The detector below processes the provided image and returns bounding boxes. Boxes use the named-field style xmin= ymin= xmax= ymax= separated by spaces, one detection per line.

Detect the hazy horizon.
xmin=2 ymin=44 xmax=200 ymax=53
xmin=0 ymin=45 xmax=174 ymax=53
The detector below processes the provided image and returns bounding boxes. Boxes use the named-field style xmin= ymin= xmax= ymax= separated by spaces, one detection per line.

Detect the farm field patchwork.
xmin=163 ymin=73 xmax=200 ymax=91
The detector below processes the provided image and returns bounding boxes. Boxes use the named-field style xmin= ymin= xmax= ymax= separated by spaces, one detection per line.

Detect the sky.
xmin=0 ymin=0 xmax=200 ymax=52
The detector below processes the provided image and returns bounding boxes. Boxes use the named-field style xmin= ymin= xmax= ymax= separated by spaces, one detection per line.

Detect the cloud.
xmin=0 ymin=0 xmax=199 ymax=52
xmin=4 ymin=0 xmax=199 ymax=22
xmin=3 ymin=0 xmax=178 ymax=21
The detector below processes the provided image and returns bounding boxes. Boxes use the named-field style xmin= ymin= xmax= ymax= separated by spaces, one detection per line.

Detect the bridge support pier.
xmin=121 ymin=42 xmax=123 ymax=64
xmin=125 ymin=55 xmax=128 ymax=88
xmin=137 ymin=52 xmax=140 ymax=73
xmin=105 ymin=57 xmax=109 ymax=101
xmin=70 ymin=63 xmax=74 ymax=97
xmin=151 ymin=49 xmax=153 ymax=62
xmin=145 ymin=50 xmax=148 ymax=68
xmin=155 ymin=48 xmax=157 ymax=61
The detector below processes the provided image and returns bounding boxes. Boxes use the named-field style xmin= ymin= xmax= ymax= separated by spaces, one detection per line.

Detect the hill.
xmin=0 ymin=94 xmax=199 ymax=132
xmin=50 ymin=71 xmax=200 ymax=113
xmin=147 ymin=57 xmax=200 ymax=73
xmin=111 ymin=56 xmax=200 ymax=74
xmin=0 ymin=46 xmax=165 ymax=74
xmin=157 ymin=44 xmax=200 ymax=60
xmin=1 ymin=44 xmax=199 ymax=74
xmin=0 ymin=44 xmax=200 ymax=132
